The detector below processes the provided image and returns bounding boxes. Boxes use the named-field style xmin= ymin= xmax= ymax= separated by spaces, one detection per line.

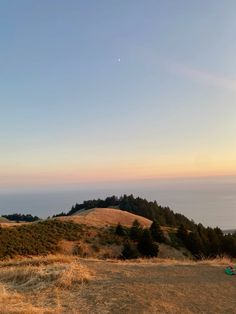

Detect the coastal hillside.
xmin=66 ymin=195 xmax=236 ymax=259
xmin=67 ymin=194 xmax=195 ymax=230
xmin=1 ymin=195 xmax=236 ymax=260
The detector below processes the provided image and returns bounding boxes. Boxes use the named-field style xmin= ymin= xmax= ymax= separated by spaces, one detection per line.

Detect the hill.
xmin=0 ymin=256 xmax=235 ymax=314
xmin=68 ymin=194 xmax=195 ymax=230
xmin=57 ymin=207 xmax=152 ymax=227
xmin=66 ymin=195 xmax=236 ymax=259
xmin=0 ymin=217 xmax=10 ymax=223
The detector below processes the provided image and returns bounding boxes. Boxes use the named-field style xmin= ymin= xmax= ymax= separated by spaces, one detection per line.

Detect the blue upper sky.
xmin=1 ymin=0 xmax=236 ymax=189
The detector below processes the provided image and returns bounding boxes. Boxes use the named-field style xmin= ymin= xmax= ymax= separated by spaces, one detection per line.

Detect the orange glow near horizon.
xmin=1 ymin=155 xmax=235 ymax=188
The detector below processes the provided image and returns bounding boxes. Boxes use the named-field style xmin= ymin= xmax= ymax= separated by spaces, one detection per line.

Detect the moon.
xmin=118 ymin=58 xmax=121 ymax=62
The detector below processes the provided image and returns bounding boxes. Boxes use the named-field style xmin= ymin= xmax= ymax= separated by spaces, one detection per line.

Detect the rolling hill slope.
xmin=57 ymin=207 xmax=152 ymax=227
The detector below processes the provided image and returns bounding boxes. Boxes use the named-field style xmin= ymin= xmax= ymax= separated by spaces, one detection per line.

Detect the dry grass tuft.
xmin=0 ymin=254 xmax=74 ymax=268
xmin=197 ymin=256 xmax=233 ymax=266
xmin=0 ymin=256 xmax=92 ymax=292
xmin=0 ymin=255 xmax=92 ymax=313
xmin=0 ymin=284 xmax=55 ymax=313
xmin=106 ymin=255 xmax=234 ymax=267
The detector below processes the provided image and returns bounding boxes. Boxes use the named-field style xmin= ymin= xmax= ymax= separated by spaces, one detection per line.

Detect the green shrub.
xmin=121 ymin=241 xmax=139 ymax=259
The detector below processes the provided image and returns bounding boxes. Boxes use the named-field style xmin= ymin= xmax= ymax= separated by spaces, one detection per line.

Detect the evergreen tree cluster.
xmin=116 ymin=220 xmax=165 ymax=259
xmin=177 ymin=224 xmax=236 ymax=259
xmin=2 ymin=213 xmax=40 ymax=222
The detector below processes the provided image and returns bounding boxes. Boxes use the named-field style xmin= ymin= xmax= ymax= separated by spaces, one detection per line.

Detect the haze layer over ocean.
xmin=0 ymin=176 xmax=235 ymax=230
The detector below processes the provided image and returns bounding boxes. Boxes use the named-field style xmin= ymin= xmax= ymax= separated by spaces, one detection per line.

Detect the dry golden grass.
xmin=0 ymin=255 xmax=92 ymax=314
xmin=90 ymin=255 xmax=234 ymax=267
xmin=57 ymin=207 xmax=152 ymax=227
xmin=0 ymin=286 xmax=57 ymax=314
xmin=0 ymin=221 xmax=29 ymax=228
xmin=0 ymin=255 xmax=235 ymax=313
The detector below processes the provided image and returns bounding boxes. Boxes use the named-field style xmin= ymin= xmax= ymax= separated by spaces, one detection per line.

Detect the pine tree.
xmin=186 ymin=231 xmax=203 ymax=257
xmin=115 ymin=223 xmax=125 ymax=236
xmin=150 ymin=220 xmax=165 ymax=242
xmin=137 ymin=229 xmax=159 ymax=257
xmin=177 ymin=224 xmax=188 ymax=244
xmin=130 ymin=220 xmax=143 ymax=241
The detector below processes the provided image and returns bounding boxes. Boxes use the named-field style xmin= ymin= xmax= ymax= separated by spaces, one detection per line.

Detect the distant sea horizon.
xmin=0 ymin=176 xmax=235 ymax=230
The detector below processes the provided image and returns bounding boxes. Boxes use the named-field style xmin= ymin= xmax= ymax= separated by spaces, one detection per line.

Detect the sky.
xmin=1 ymin=0 xmax=236 ymax=190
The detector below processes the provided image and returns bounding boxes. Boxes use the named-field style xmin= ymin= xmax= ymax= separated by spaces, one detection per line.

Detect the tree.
xmin=177 ymin=224 xmax=188 ymax=244
xmin=186 ymin=231 xmax=203 ymax=257
xmin=130 ymin=220 xmax=143 ymax=241
xmin=115 ymin=223 xmax=125 ymax=236
xmin=150 ymin=220 xmax=165 ymax=242
xmin=137 ymin=229 xmax=159 ymax=257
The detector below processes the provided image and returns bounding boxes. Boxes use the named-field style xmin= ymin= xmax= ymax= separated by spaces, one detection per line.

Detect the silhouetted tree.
xmin=115 ymin=223 xmax=125 ymax=236
xmin=130 ymin=220 xmax=143 ymax=241
xmin=177 ymin=224 xmax=188 ymax=244
xmin=150 ymin=220 xmax=165 ymax=243
xmin=138 ymin=229 xmax=159 ymax=257
xmin=185 ymin=231 xmax=203 ymax=257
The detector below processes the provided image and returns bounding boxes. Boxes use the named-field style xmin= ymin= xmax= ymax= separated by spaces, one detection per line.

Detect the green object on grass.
xmin=225 ymin=266 xmax=236 ymax=275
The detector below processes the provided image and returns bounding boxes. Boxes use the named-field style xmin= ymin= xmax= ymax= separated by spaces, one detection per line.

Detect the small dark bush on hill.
xmin=121 ymin=240 xmax=139 ymax=259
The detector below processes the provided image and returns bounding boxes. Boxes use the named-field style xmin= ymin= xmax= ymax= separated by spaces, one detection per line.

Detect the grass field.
xmin=0 ymin=256 xmax=235 ymax=313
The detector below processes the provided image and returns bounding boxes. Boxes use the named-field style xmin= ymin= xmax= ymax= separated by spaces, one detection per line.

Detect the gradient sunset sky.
xmin=1 ymin=1 xmax=236 ymax=189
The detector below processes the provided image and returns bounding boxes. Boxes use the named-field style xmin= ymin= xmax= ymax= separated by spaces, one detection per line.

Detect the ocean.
xmin=0 ymin=176 xmax=235 ymax=230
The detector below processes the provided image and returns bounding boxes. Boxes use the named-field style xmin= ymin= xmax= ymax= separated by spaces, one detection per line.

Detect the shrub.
xmin=121 ymin=241 xmax=139 ymax=259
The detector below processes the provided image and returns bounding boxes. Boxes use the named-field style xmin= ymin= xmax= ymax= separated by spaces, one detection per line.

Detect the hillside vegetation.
xmin=0 ymin=216 xmax=191 ymax=260
xmin=68 ymin=194 xmax=195 ymax=229
xmin=1 ymin=195 xmax=236 ymax=260
xmin=67 ymin=195 xmax=236 ymax=259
